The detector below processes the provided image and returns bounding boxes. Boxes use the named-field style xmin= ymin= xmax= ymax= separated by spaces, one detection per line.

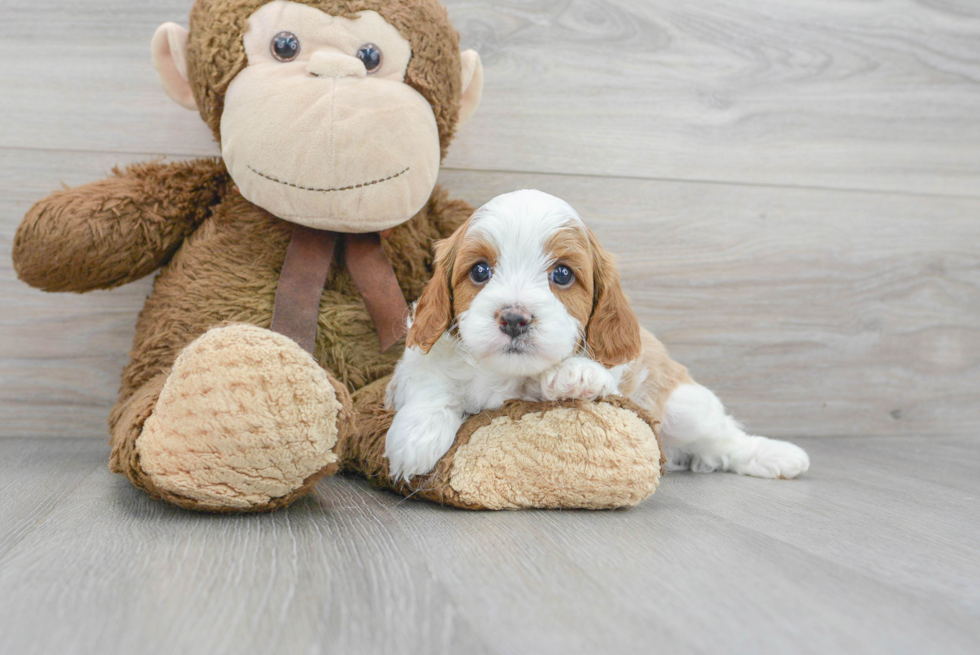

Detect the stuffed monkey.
xmin=12 ymin=0 xmax=665 ymax=512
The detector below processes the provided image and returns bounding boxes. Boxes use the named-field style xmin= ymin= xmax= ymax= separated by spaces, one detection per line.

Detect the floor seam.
xmin=0 ymin=459 xmax=104 ymax=566
xmin=1 ymin=144 xmax=978 ymax=202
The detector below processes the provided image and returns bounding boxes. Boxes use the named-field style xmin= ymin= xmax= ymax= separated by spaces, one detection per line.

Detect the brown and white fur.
xmin=385 ymin=190 xmax=810 ymax=483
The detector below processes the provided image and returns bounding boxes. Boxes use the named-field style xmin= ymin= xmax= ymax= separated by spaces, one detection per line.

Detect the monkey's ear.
xmin=152 ymin=22 xmax=197 ymax=111
xmin=458 ymin=50 xmax=484 ymax=128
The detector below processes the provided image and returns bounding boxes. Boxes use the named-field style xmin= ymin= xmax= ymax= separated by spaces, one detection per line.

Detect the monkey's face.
xmin=219 ymin=2 xmax=438 ymax=232
xmin=153 ymin=0 xmax=483 ymax=233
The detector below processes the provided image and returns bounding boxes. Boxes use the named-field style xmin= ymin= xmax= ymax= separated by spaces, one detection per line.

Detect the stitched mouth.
xmin=247 ymin=166 xmax=410 ymax=193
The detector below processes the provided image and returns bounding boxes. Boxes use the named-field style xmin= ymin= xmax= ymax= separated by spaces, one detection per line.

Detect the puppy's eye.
xmin=271 ymin=32 xmax=301 ymax=62
xmin=551 ymin=264 xmax=574 ymax=287
xmin=470 ymin=262 xmax=492 ymax=284
xmin=356 ymin=43 xmax=383 ymax=72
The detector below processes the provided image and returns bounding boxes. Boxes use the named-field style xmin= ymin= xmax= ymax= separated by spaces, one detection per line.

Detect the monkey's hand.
xmin=13 ymin=158 xmax=228 ymax=292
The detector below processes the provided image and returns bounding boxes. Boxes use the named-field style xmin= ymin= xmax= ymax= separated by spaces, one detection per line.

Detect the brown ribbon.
xmin=271 ymin=223 xmax=409 ymax=354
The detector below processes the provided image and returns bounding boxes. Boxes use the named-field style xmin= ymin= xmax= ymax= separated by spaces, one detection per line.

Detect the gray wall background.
xmin=1 ymin=0 xmax=978 ymax=439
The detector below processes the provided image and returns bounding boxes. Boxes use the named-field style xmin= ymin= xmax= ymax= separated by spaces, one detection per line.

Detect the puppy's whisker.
xmin=578 ymin=331 xmax=596 ymax=360
xmin=395 ymin=475 xmax=440 ymax=505
xmin=395 ymin=486 xmax=423 ymax=505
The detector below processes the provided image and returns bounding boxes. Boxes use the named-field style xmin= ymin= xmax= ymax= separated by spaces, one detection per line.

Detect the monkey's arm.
xmin=13 ymin=158 xmax=229 ymax=292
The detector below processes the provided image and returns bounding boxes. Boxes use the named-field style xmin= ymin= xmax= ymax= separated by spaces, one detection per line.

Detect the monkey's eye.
xmin=550 ymin=265 xmax=574 ymax=287
xmin=470 ymin=262 xmax=492 ymax=284
xmin=356 ymin=43 xmax=383 ymax=73
xmin=271 ymin=32 xmax=301 ymax=62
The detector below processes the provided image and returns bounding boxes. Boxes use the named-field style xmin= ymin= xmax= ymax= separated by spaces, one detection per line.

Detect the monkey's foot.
xmin=135 ymin=324 xmax=351 ymax=512
xmin=352 ymin=379 xmax=665 ymax=510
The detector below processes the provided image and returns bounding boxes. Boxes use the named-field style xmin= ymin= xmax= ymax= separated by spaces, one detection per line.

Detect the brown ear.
xmin=406 ymin=227 xmax=465 ymax=353
xmin=585 ymin=227 xmax=642 ymax=367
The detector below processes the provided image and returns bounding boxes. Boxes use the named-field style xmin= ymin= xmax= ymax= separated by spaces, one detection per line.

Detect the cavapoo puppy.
xmin=385 ymin=189 xmax=810 ymax=483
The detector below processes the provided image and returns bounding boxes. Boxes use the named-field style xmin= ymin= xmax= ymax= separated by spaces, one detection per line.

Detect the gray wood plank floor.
xmin=0 ymin=437 xmax=976 ymax=655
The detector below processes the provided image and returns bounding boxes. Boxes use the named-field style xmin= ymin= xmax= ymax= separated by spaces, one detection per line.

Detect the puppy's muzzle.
xmin=497 ymin=307 xmax=534 ymax=338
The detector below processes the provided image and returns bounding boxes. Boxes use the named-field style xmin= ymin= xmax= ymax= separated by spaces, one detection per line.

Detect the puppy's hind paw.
xmin=729 ymin=436 xmax=810 ymax=479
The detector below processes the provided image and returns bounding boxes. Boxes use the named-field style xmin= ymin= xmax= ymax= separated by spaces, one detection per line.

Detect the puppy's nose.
xmin=498 ymin=309 xmax=533 ymax=338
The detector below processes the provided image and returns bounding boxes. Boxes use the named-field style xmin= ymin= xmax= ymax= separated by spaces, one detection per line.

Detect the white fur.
xmin=539 ymin=356 xmax=620 ymax=402
xmin=386 ymin=189 xmax=810 ymax=483
xmin=651 ymin=383 xmax=810 ymax=479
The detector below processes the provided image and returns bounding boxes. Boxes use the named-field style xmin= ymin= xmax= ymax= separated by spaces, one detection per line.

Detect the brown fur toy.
xmin=11 ymin=0 xmax=665 ymax=512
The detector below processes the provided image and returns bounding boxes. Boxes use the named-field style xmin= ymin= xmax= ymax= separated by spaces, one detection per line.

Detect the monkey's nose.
xmin=306 ymin=52 xmax=366 ymax=79
xmin=498 ymin=309 xmax=533 ymax=338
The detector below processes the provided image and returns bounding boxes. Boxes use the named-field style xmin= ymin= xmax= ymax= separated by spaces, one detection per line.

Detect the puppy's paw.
xmin=385 ymin=406 xmax=463 ymax=483
xmin=540 ymin=357 xmax=618 ymax=402
xmin=662 ymin=446 xmax=694 ymax=472
xmin=729 ymin=437 xmax=810 ymax=479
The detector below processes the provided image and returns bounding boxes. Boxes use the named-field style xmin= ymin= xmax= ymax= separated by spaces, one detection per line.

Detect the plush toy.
xmin=11 ymin=0 xmax=665 ymax=512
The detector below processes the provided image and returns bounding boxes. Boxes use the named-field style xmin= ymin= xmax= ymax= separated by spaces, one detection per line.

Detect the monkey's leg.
xmin=109 ymin=324 xmax=352 ymax=512
xmin=345 ymin=377 xmax=664 ymax=510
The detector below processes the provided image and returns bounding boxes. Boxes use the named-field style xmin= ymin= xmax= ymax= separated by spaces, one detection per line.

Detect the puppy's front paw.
xmin=540 ymin=357 xmax=618 ymax=402
xmin=385 ymin=406 xmax=463 ymax=483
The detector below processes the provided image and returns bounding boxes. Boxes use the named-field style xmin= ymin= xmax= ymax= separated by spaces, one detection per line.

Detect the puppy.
xmin=386 ymin=189 xmax=811 ymax=483
xmin=385 ymin=189 xmax=641 ymax=482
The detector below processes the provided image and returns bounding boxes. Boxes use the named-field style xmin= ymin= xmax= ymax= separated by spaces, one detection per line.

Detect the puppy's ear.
xmin=407 ymin=226 xmax=465 ymax=353
xmin=585 ymin=227 xmax=642 ymax=367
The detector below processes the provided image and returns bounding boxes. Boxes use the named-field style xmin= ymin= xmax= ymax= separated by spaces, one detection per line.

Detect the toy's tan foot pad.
xmin=351 ymin=379 xmax=664 ymax=510
xmin=435 ymin=398 xmax=664 ymax=509
xmin=136 ymin=324 xmax=349 ymax=512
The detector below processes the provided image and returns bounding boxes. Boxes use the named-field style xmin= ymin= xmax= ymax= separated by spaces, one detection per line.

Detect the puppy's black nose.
xmin=498 ymin=309 xmax=533 ymax=338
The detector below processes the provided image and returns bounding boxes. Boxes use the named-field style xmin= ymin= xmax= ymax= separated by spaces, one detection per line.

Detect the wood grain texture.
xmin=1 ymin=0 xmax=979 ymax=195
xmin=443 ymin=0 xmax=980 ymax=196
xmin=0 ymin=439 xmax=103 ymax=556
xmin=0 ymin=437 xmax=977 ymax=655
xmin=1 ymin=0 xmax=978 ymax=438
xmin=3 ymin=149 xmax=979 ymax=439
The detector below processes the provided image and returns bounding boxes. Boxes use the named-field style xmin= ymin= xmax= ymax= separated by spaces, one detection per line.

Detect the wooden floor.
xmin=2 ymin=0 xmax=979 ymax=653
xmin=0 ymin=436 xmax=976 ymax=655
